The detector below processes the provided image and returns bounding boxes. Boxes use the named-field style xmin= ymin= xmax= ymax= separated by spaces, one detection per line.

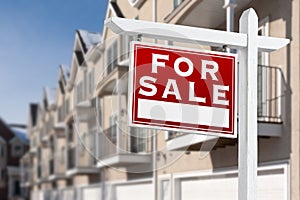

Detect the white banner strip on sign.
xmin=137 ymin=99 xmax=229 ymax=128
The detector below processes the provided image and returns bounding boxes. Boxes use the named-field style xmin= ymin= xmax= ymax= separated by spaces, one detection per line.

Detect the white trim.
xmin=128 ymin=41 xmax=237 ymax=138
xmin=137 ymin=99 xmax=230 ymax=128
xmin=158 ymin=174 xmax=172 ymax=200
xmin=105 ymin=17 xmax=289 ymax=52
xmin=172 ymin=161 xmax=289 ymax=200
xmin=107 ymin=177 xmax=152 ymax=187
xmin=128 ymin=0 xmax=146 ymax=8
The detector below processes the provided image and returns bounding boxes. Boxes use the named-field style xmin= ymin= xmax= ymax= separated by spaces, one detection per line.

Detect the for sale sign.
xmin=128 ymin=42 xmax=237 ymax=138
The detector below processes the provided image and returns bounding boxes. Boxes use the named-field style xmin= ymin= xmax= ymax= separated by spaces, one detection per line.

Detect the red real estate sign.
xmin=128 ymin=42 xmax=237 ymax=138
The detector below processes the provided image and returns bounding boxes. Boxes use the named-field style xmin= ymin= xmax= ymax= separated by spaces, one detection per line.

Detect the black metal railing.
xmin=167 ymin=65 xmax=286 ymax=140
xmin=257 ymin=65 xmax=285 ymax=122
xmin=98 ymin=123 xmax=152 ymax=160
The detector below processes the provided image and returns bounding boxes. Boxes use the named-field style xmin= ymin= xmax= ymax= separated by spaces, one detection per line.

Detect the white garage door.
xmin=179 ymin=168 xmax=287 ymax=200
xmin=82 ymin=186 xmax=102 ymax=200
xmin=61 ymin=188 xmax=75 ymax=200
xmin=115 ymin=182 xmax=153 ymax=200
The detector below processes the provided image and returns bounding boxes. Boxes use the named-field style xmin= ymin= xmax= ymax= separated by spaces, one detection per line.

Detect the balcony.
xmin=66 ymin=145 xmax=98 ymax=177
xmin=40 ymin=160 xmax=50 ymax=183
xmin=76 ymin=98 xmax=96 ymax=122
xmin=164 ymin=0 xmax=251 ymax=29
xmin=49 ymin=151 xmax=67 ymax=181
xmin=29 ymin=146 xmax=37 ymax=155
xmin=20 ymin=155 xmax=33 ymax=188
xmin=54 ymin=122 xmax=67 ymax=137
xmin=41 ymin=129 xmax=49 ymax=147
xmin=97 ymin=122 xmax=152 ymax=168
xmin=167 ymin=65 xmax=286 ymax=151
xmin=96 ymin=65 xmax=128 ymax=97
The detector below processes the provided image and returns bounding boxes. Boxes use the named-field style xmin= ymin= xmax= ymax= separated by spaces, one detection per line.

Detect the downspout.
xmin=152 ymin=1 xmax=158 ymax=200
xmin=223 ymin=0 xmax=237 ymax=52
xmin=224 ymin=0 xmax=236 ymax=32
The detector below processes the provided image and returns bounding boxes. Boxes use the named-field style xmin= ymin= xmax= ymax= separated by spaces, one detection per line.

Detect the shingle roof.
xmin=77 ymin=30 xmax=102 ymax=53
xmin=11 ymin=127 xmax=29 ymax=145
xmin=44 ymin=87 xmax=57 ymax=107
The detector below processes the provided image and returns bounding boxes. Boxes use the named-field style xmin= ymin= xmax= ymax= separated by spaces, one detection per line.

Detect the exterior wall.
xmin=23 ymin=0 xmax=300 ymax=200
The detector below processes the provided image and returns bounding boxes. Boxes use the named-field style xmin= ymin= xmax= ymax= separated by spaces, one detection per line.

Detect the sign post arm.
xmin=238 ymin=8 xmax=258 ymax=200
xmin=105 ymin=17 xmax=289 ymax=52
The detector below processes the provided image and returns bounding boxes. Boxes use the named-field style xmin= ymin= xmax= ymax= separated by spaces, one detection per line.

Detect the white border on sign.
xmin=128 ymin=41 xmax=237 ymax=139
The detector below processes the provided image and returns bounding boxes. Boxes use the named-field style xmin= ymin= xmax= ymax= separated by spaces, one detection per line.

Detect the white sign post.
xmin=238 ymin=9 xmax=258 ymax=199
xmin=105 ymin=8 xmax=289 ymax=200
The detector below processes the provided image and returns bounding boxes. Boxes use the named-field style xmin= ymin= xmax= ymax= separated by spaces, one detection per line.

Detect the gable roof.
xmin=77 ymin=30 xmax=102 ymax=53
xmin=10 ymin=127 xmax=29 ymax=145
xmin=0 ymin=118 xmax=15 ymax=141
xmin=44 ymin=87 xmax=57 ymax=109
xmin=110 ymin=1 xmax=125 ymax=18
xmin=60 ymin=64 xmax=70 ymax=82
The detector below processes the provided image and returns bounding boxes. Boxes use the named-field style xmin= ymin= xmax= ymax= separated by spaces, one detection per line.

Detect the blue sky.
xmin=0 ymin=1 xmax=108 ymax=124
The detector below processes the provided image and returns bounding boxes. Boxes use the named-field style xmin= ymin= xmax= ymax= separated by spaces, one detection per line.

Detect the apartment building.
xmin=20 ymin=0 xmax=300 ymax=199
xmin=0 ymin=118 xmax=29 ymax=200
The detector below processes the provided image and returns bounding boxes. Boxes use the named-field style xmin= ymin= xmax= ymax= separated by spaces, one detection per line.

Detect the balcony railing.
xmin=98 ymin=122 xmax=152 ymax=160
xmin=20 ymin=163 xmax=32 ymax=187
xmin=257 ymin=65 xmax=285 ymax=122
xmin=167 ymin=65 xmax=286 ymax=140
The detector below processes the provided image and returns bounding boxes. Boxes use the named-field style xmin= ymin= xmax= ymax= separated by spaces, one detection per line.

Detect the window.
xmin=76 ymin=81 xmax=83 ymax=103
xmin=131 ymin=127 xmax=147 ymax=153
xmin=1 ymin=144 xmax=5 ymax=157
xmin=97 ymin=98 xmax=103 ymax=127
xmin=88 ymin=68 xmax=95 ymax=96
xmin=65 ymin=98 xmax=70 ymax=116
xmin=13 ymin=180 xmax=21 ymax=195
xmin=84 ymin=71 xmax=87 ymax=99
xmin=120 ymin=35 xmax=133 ymax=62
xmin=109 ymin=115 xmax=117 ymax=144
xmin=68 ymin=123 xmax=74 ymax=142
xmin=89 ymin=129 xmax=97 ymax=162
xmin=0 ymin=168 xmax=3 ymax=181
xmin=174 ymin=0 xmax=183 ymax=9
xmin=107 ymin=40 xmax=118 ymax=75
xmin=257 ymin=17 xmax=269 ymax=118
xmin=75 ymin=50 xmax=85 ymax=66
xmin=59 ymin=80 xmax=65 ymax=94
xmin=1 ymin=168 xmax=5 ymax=181
xmin=58 ymin=106 xmax=63 ymax=122
xmin=12 ymin=143 xmax=23 ymax=157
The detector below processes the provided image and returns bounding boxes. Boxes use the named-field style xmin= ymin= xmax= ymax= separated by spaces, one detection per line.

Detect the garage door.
xmin=114 ymin=182 xmax=153 ymax=200
xmin=178 ymin=167 xmax=287 ymax=200
xmin=61 ymin=188 xmax=75 ymax=200
xmin=82 ymin=186 xmax=102 ymax=200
